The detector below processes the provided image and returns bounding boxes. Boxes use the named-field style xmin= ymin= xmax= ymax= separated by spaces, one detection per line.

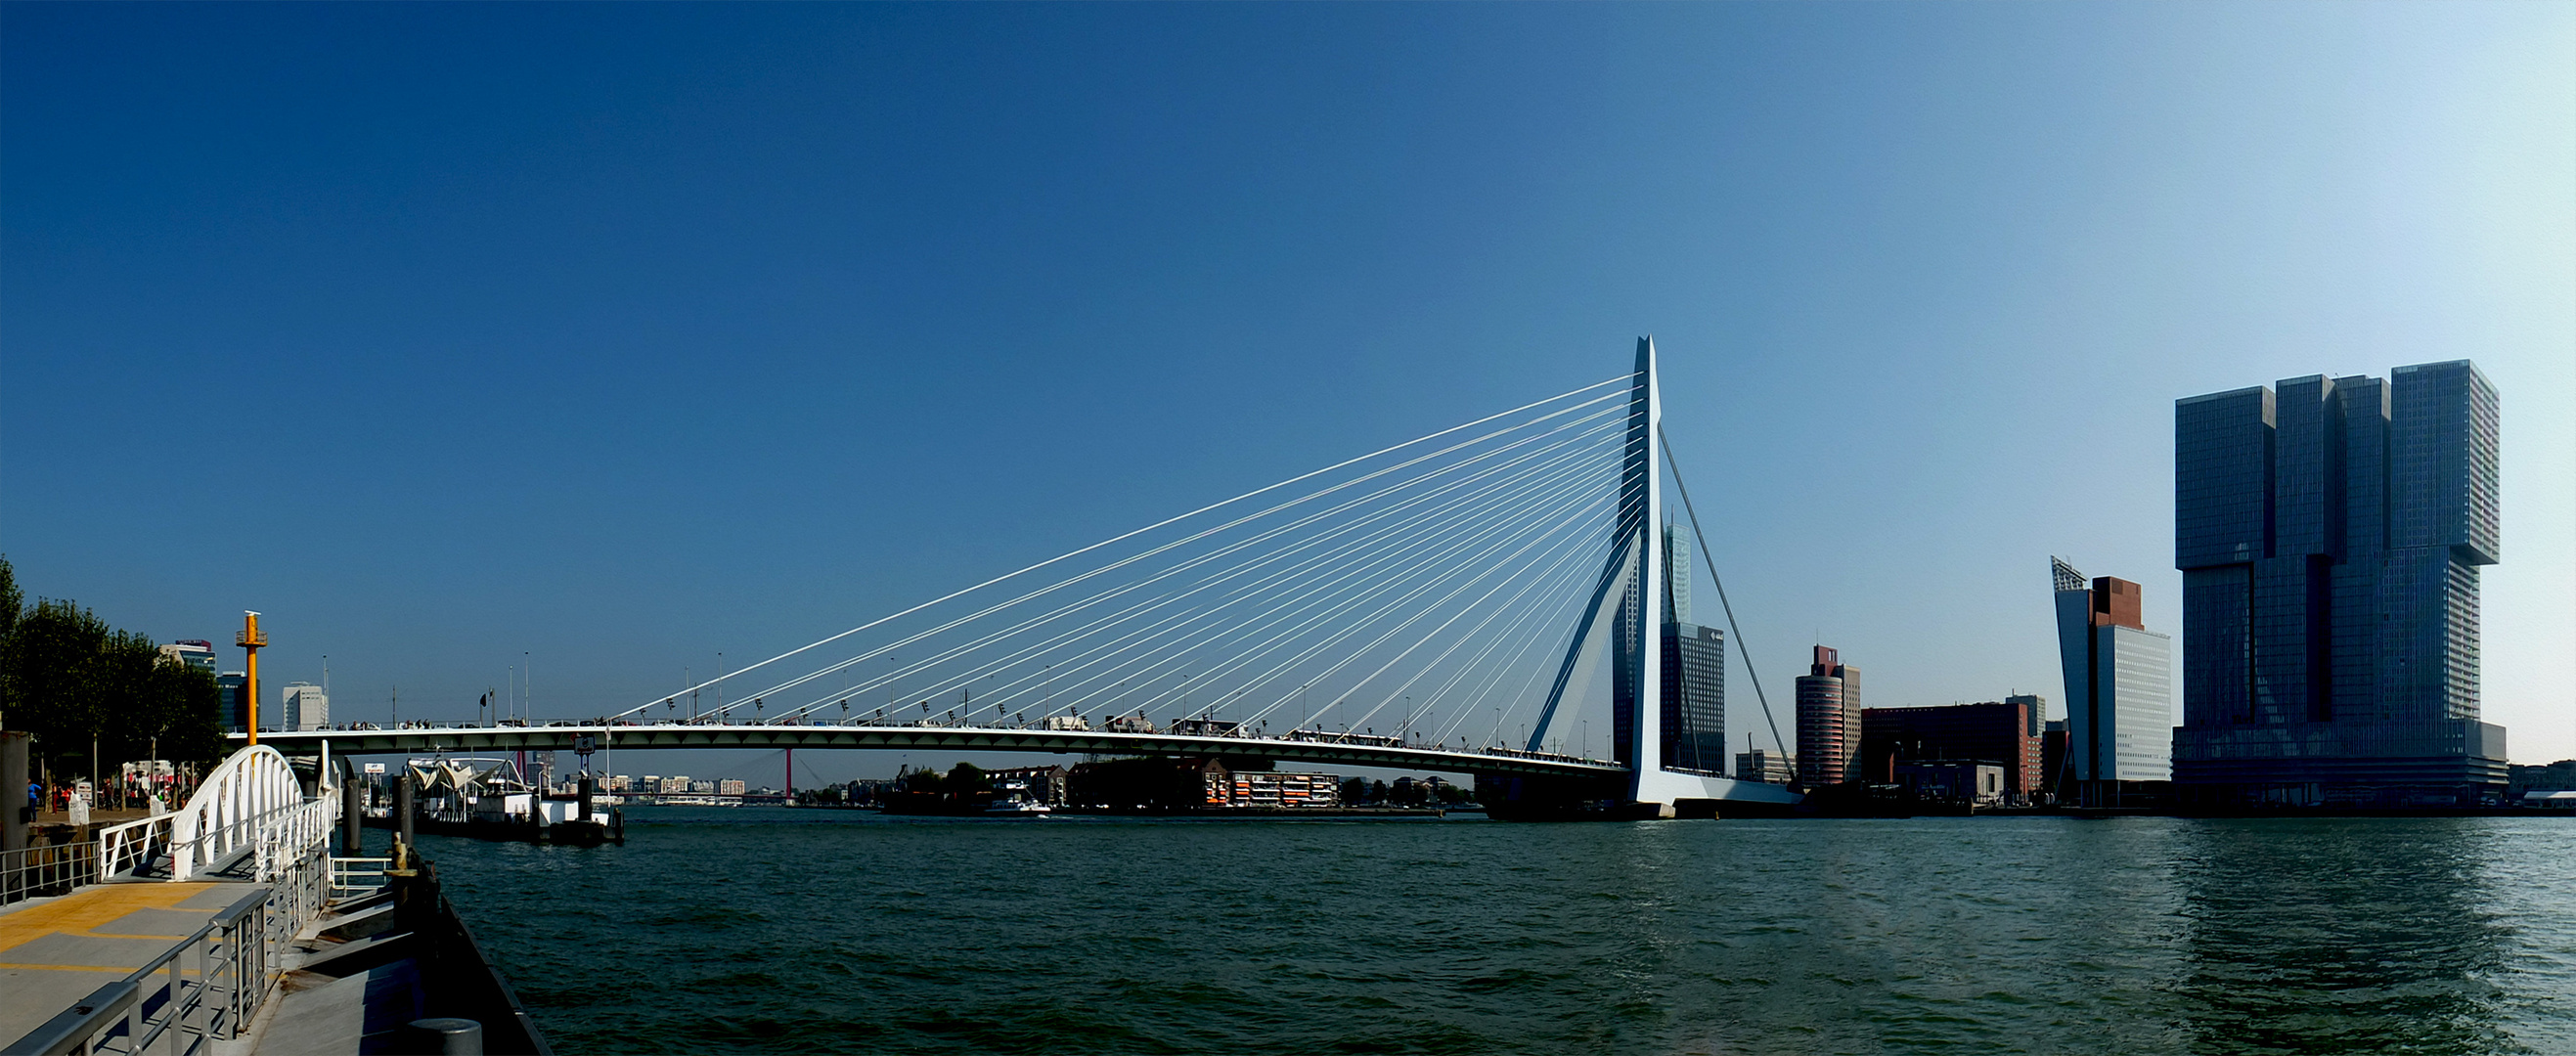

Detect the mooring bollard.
xmin=395 ymin=774 xmax=417 ymax=850
xmin=340 ymin=759 xmax=363 ymax=856
xmin=407 ymin=1016 xmax=484 ymax=1055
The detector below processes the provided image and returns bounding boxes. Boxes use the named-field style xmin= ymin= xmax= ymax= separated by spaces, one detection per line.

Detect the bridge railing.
xmin=0 ymin=841 xmax=96 ymax=908
xmin=95 ymin=744 xmax=315 ymax=883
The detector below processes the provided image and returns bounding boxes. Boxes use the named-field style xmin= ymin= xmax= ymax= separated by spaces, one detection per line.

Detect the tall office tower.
xmin=2051 ymin=558 xmax=2174 ymax=802
xmin=217 ymin=672 xmax=249 ymax=732
xmin=2172 ymin=362 xmax=2506 ymax=807
xmin=1661 ymin=623 xmax=1726 ymax=772
xmin=1612 ymin=526 xmax=1721 ymax=769
xmin=281 ymin=682 xmax=329 ymax=731
xmin=1795 ymin=645 xmax=1858 ymax=786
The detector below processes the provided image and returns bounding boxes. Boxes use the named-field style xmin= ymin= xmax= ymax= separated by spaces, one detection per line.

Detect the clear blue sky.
xmin=5 ymin=2 xmax=2570 ymax=780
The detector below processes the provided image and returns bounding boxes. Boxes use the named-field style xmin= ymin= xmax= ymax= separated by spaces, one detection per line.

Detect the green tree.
xmin=946 ymin=762 xmax=992 ymax=796
xmin=902 ymin=766 xmax=945 ymax=794
xmin=3 ymin=597 xmax=117 ymax=775
xmin=0 ymin=555 xmax=226 ymax=777
xmin=0 ymin=554 xmax=20 ymax=725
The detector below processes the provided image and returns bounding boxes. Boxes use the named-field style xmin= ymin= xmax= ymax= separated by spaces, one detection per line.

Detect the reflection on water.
xmin=2171 ymin=819 xmax=2520 ymax=1054
xmin=412 ymin=811 xmax=2575 ymax=1055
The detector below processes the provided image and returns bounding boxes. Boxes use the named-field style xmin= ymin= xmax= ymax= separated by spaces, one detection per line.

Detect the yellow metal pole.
xmin=239 ymin=611 xmax=267 ymax=747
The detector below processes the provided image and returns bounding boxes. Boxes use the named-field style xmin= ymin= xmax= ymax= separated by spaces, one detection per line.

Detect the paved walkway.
xmin=0 ymin=882 xmax=263 ymax=1045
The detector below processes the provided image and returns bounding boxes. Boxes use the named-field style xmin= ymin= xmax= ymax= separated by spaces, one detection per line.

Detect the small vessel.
xmin=984 ymin=795 xmax=1052 ymax=815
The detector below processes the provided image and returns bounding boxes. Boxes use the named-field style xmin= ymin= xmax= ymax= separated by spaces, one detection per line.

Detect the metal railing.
xmin=329 ymin=857 xmax=392 ymax=902
xmin=95 ymin=746 xmax=304 ymax=883
xmin=4 ymin=888 xmax=268 ymax=1056
xmin=1 ymin=842 xmax=96 ymax=908
xmin=251 ymin=795 xmax=340 ymax=884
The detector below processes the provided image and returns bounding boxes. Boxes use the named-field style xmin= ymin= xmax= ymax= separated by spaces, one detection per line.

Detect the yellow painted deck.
xmin=0 ymin=882 xmax=263 ymax=1045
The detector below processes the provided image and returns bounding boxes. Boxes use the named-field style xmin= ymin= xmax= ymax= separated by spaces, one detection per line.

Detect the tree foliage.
xmin=945 ymin=762 xmax=991 ymax=795
xmin=0 ymin=555 xmax=226 ymax=773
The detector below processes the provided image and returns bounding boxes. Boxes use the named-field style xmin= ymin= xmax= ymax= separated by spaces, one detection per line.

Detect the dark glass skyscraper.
xmin=2172 ymin=361 xmax=2506 ymax=806
xmin=1612 ymin=527 xmax=1722 ymax=771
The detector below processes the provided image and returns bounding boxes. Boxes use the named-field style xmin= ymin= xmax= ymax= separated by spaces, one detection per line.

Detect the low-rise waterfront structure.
xmin=1858 ymin=700 xmax=2042 ymax=803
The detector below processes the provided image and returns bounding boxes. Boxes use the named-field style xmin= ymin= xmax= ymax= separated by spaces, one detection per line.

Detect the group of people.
xmin=26 ymin=772 xmax=186 ymax=830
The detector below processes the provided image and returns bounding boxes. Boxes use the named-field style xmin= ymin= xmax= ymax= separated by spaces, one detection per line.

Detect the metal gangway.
xmin=5 ymin=744 xmax=359 ymax=1056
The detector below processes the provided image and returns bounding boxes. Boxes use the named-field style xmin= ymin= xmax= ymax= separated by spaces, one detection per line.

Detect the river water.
xmin=411 ymin=810 xmax=2576 ymax=1054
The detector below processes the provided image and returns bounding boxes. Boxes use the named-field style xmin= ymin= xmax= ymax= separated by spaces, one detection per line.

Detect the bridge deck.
xmin=244 ymin=724 xmax=1631 ymax=780
xmin=0 ymin=882 xmax=264 ymax=1045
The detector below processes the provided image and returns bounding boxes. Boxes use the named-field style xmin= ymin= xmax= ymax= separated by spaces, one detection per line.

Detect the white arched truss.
xmin=97 ymin=744 xmax=333 ymax=883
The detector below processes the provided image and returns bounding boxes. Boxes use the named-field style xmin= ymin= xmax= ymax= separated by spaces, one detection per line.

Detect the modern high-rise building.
xmin=281 ymin=682 xmax=329 ymax=731
xmin=217 ymin=672 xmax=249 ymax=732
xmin=158 ymin=639 xmax=218 ymax=674
xmin=1794 ymin=645 xmax=1858 ymax=787
xmin=2172 ymin=362 xmax=2507 ymax=806
xmin=2052 ymin=559 xmax=2174 ymax=800
xmin=1612 ymin=526 xmax=1724 ymax=772
xmin=1661 ymin=623 xmax=1726 ymax=773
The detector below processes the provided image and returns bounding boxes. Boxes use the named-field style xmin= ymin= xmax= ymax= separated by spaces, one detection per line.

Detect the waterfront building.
xmin=1857 ymin=700 xmax=2042 ymax=803
xmin=281 ymin=681 xmax=328 ymax=731
xmin=986 ymin=766 xmax=1070 ymax=805
xmin=1735 ymin=747 xmax=1795 ymax=784
xmin=660 ymin=775 xmax=690 ymax=794
xmin=217 ymin=671 xmax=249 ymax=731
xmin=1200 ymin=767 xmax=1342 ymax=808
xmin=1892 ymin=761 xmax=2005 ymax=805
xmin=718 ymin=779 xmax=747 ymax=797
xmin=1613 ymin=527 xmax=1724 ymax=772
xmin=2006 ymin=692 xmax=2046 ymax=737
xmin=1794 ymin=645 xmax=1859 ymax=786
xmin=2051 ymin=559 xmax=2174 ymax=804
xmin=158 ymin=639 xmax=218 ymax=674
xmin=2172 ymin=362 xmax=2508 ymax=807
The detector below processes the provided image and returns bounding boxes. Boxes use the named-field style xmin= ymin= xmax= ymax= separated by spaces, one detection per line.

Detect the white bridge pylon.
xmin=1525 ymin=338 xmax=1797 ymax=812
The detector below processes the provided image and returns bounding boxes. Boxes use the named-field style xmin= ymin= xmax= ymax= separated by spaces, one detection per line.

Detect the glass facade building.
xmin=1611 ymin=527 xmax=1722 ymax=771
xmin=217 ymin=672 xmax=249 ymax=732
xmin=1660 ymin=623 xmax=1725 ymax=773
xmin=2171 ymin=362 xmax=2507 ymax=806
xmin=2052 ymin=559 xmax=2174 ymax=793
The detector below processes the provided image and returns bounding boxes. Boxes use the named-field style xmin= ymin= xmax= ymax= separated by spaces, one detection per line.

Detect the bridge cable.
xmin=790 ymin=429 xmax=1621 ymax=727
xmin=649 ymin=392 xmax=1629 ymax=721
xmin=772 ymin=414 xmax=1624 ymax=724
xmin=1658 ymin=425 xmax=1790 ymax=759
xmin=617 ymin=374 xmax=1630 ymax=719
xmin=901 ymin=453 xmax=1618 ymax=730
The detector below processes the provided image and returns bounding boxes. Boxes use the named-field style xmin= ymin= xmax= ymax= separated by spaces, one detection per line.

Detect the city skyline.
xmin=4 ymin=4 xmax=2569 ymax=776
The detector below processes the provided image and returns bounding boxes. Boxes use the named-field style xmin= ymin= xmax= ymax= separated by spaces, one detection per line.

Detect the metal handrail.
xmin=97 ymin=745 xmax=306 ymax=883
xmin=251 ymin=796 xmax=340 ymax=883
xmin=2 ymin=888 xmax=268 ymax=1056
xmin=329 ymin=857 xmax=393 ymax=902
xmin=0 ymin=842 xmax=96 ymax=908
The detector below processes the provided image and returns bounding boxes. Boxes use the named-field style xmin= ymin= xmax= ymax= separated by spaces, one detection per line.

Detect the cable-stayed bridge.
xmin=254 ymin=339 xmax=1799 ymax=816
